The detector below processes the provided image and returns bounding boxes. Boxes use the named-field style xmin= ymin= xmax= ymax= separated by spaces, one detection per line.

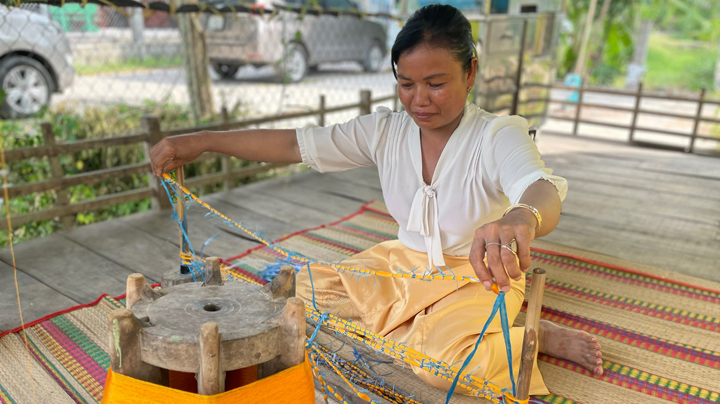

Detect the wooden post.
xmin=686 ymin=88 xmax=706 ymax=154
xmin=510 ymin=19 xmax=528 ymax=116
xmin=141 ymin=115 xmax=172 ymax=210
xmin=220 ymin=106 xmax=232 ymax=191
xmin=259 ymin=297 xmax=305 ymax=378
xmin=198 ymin=322 xmax=224 ymax=395
xmin=516 ymin=268 xmax=547 ymax=401
xmin=204 ymin=257 xmax=224 ymax=286
xmin=360 ymin=89 xmax=372 ymax=116
xmin=261 ymin=265 xmax=296 ymax=300
xmin=177 ymin=0 xmax=215 ymax=123
xmin=41 ymin=123 xmax=74 ymax=230
xmin=628 ymin=82 xmax=643 ymax=142
xmin=175 ymin=165 xmax=190 ymax=275
xmin=126 ymin=273 xmax=161 ymax=309
xmin=108 ymin=308 xmax=165 ymax=384
xmin=318 ymin=95 xmax=326 ymax=127
xmin=571 ymin=79 xmax=585 ymax=136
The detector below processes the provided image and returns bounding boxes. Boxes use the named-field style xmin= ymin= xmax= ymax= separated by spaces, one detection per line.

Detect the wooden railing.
xmin=544 ymin=82 xmax=720 ymax=154
xmin=3 ymin=89 xmax=395 ymax=230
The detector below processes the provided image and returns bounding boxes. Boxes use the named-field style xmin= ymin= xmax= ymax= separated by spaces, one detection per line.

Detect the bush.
xmin=0 ymin=100 xmax=254 ymax=247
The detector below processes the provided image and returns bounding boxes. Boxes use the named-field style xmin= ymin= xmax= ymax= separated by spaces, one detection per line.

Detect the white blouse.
xmin=296 ymin=103 xmax=567 ymax=269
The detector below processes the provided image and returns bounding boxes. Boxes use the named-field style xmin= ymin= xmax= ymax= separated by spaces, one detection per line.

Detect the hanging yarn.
xmin=161 ymin=175 xmax=527 ymax=404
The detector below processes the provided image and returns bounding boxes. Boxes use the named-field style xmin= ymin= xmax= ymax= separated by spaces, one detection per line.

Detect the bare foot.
xmin=538 ymin=320 xmax=604 ymax=375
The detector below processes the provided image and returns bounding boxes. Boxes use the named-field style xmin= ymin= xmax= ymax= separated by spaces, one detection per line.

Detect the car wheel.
xmin=211 ymin=62 xmax=240 ymax=79
xmin=0 ymin=56 xmax=54 ymax=119
xmin=279 ymin=43 xmax=308 ymax=83
xmin=363 ymin=42 xmax=384 ymax=73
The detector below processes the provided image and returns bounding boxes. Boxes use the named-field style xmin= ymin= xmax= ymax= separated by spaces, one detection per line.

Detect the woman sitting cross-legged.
xmin=150 ymin=4 xmax=603 ymax=396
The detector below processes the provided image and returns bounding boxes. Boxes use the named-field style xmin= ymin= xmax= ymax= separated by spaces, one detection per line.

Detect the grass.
xmin=613 ymin=32 xmax=718 ymax=93
xmin=75 ymin=56 xmax=184 ymax=76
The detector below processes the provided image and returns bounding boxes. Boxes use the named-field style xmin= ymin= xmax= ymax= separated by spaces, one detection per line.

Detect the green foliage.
xmin=75 ymin=56 xmax=185 ymax=76
xmin=0 ymin=100 xmax=250 ymax=247
xmin=643 ymin=32 xmax=717 ymax=91
xmin=641 ymin=0 xmax=720 ymax=42
xmin=558 ymin=0 xmax=637 ymax=85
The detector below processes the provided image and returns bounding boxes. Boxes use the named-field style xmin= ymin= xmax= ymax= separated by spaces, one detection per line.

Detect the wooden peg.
xmin=259 ymin=297 xmax=305 ymax=378
xmin=204 ymin=257 xmax=224 ymax=286
xmin=516 ymin=268 xmax=547 ymax=400
xmin=108 ymin=308 xmax=164 ymax=384
xmin=198 ymin=322 xmax=224 ymax=395
xmin=260 ymin=265 xmax=296 ymax=299
xmin=126 ymin=273 xmax=161 ymax=309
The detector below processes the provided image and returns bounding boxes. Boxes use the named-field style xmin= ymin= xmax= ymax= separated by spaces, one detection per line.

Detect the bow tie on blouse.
xmin=407 ymin=184 xmax=446 ymax=269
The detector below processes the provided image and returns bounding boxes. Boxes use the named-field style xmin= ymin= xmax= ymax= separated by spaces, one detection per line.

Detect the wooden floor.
xmin=1 ymin=132 xmax=719 ymax=331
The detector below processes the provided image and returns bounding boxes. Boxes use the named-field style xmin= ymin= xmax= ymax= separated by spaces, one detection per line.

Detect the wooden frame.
xmin=3 ymin=90 xmax=396 ymax=230
xmin=546 ymin=82 xmax=720 ymax=154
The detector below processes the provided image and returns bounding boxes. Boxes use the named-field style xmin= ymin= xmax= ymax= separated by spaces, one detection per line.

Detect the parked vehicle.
xmin=203 ymin=0 xmax=387 ymax=82
xmin=0 ymin=6 xmax=75 ymax=119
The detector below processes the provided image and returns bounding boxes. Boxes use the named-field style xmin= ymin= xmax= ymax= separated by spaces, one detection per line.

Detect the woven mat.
xmin=1 ymin=202 xmax=718 ymax=404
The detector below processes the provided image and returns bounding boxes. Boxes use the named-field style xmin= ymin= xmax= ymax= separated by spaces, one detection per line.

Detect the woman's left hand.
xmin=468 ymin=209 xmax=539 ymax=293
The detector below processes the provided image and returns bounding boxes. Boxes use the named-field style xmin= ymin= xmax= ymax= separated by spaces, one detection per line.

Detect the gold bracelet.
xmin=503 ymin=203 xmax=542 ymax=231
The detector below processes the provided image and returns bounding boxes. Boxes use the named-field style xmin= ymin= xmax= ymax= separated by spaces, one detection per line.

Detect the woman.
xmin=150 ymin=4 xmax=603 ymax=396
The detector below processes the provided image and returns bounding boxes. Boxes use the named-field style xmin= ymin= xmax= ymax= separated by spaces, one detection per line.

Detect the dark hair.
xmin=391 ymin=4 xmax=476 ymax=79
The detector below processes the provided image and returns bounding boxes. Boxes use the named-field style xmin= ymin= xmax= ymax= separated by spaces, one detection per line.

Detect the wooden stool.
xmin=108 ymin=258 xmax=304 ymax=395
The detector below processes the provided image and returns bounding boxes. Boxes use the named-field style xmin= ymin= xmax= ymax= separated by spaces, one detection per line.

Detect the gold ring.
xmin=502 ymin=239 xmax=517 ymax=254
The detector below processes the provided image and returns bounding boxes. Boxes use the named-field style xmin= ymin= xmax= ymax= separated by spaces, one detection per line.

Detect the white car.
xmin=0 ymin=6 xmax=75 ymax=118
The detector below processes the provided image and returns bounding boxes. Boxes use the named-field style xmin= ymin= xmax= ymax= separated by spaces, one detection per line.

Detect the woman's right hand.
xmin=149 ymin=132 xmax=207 ymax=177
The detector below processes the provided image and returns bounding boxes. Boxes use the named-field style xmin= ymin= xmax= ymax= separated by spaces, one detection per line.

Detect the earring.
xmin=466 ymin=87 xmax=471 ymax=94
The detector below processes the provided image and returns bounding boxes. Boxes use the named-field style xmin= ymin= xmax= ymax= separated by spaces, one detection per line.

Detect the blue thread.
xmin=306 ymin=262 xmax=319 ymax=312
xmin=499 ymin=294 xmax=516 ymax=397
xmin=445 ymin=292 xmax=506 ymax=403
xmin=200 ymin=232 xmax=221 ymax=258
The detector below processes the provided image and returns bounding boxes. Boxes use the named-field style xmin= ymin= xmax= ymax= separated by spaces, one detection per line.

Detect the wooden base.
xmin=109 ymin=257 xmax=305 ymax=394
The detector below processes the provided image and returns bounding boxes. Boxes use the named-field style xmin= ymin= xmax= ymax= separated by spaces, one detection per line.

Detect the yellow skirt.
xmin=296 ymin=239 xmax=549 ymax=396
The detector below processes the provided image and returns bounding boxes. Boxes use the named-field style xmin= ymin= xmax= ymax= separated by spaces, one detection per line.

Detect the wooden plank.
xmin=0 ymin=234 xmax=130 ymax=303
xmin=63 ymin=219 xmax=181 ymax=283
xmin=120 ymin=207 xmax=260 ymax=261
xmin=256 ymin=181 xmax=366 ymax=218
xmin=559 ymin=179 xmax=720 ymax=220
xmin=547 ymin=213 xmax=720 ymax=281
xmin=549 ymin=162 xmax=720 ymax=200
xmin=296 ymin=171 xmax=385 ymax=203
xmin=544 ymin=149 xmax=720 ymax=182
xmin=184 ymin=162 xmax=290 ymax=189
xmin=0 ymin=261 xmax=78 ymax=331
xmin=5 ymin=133 xmax=148 ymax=162
xmin=3 ymin=162 xmax=151 ymax=199
xmin=0 ymin=188 xmax=155 ymax=229
xmin=213 ymin=187 xmax=341 ymax=230
xmin=325 ymin=167 xmax=383 ymax=190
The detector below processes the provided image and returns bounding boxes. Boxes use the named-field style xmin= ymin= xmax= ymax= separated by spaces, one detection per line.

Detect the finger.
xmin=515 ymin=231 xmax=532 ymax=273
xmin=500 ymin=233 xmax=522 ymax=282
xmin=162 ymin=158 xmax=181 ymax=174
xmin=486 ymin=242 xmax=510 ymax=292
xmin=469 ymin=238 xmax=492 ymax=290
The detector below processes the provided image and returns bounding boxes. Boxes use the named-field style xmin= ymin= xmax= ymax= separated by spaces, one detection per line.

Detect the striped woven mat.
xmin=1 ymin=202 xmax=718 ymax=404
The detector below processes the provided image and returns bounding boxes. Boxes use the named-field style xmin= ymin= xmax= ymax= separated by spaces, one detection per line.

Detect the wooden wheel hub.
xmin=107 ymin=258 xmax=304 ymax=395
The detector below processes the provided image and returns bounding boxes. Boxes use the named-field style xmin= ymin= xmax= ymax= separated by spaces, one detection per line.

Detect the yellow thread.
xmin=161 ymin=175 xmax=521 ymax=404
xmin=0 ymin=122 xmax=37 ymax=404
xmin=161 ymin=174 xmax=482 ymax=284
